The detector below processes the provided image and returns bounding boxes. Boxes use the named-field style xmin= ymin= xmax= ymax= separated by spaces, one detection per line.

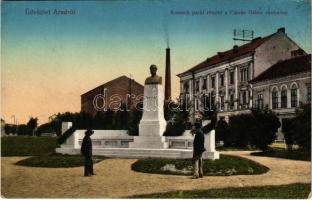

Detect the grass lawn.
xmin=15 ymin=154 xmax=106 ymax=168
xmin=251 ymin=150 xmax=311 ymax=161
xmin=131 ymin=154 xmax=269 ymax=176
xmin=130 ymin=183 xmax=311 ymax=198
xmin=1 ymin=136 xmax=59 ymax=156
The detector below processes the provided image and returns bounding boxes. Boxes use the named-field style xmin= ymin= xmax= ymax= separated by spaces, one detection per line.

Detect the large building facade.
xmin=250 ymin=54 xmax=311 ymax=139
xmin=177 ymin=28 xmax=308 ymax=122
xmin=81 ymin=76 xmax=144 ymax=115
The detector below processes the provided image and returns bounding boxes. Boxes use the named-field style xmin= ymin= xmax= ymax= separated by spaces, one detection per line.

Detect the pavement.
xmin=1 ymin=151 xmax=311 ymax=198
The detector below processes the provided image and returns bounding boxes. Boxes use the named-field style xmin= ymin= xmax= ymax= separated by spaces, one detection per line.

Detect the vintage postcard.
xmin=1 ymin=0 xmax=311 ymax=198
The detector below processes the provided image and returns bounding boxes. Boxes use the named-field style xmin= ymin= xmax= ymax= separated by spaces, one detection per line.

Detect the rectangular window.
xmin=220 ymin=74 xmax=224 ymax=86
xmin=202 ymin=78 xmax=207 ymax=90
xmin=240 ymin=68 xmax=249 ymax=82
xmin=272 ymin=91 xmax=278 ymax=109
xmin=195 ymin=80 xmax=200 ymax=92
xmin=183 ymin=82 xmax=189 ymax=93
xmin=229 ymin=94 xmax=234 ymax=110
xmin=230 ymin=71 xmax=234 ymax=84
xmin=211 ymin=77 xmax=215 ymax=88
xmin=242 ymin=91 xmax=246 ymax=105
xmin=291 ymin=89 xmax=297 ymax=108
xmin=220 ymin=96 xmax=224 ymax=111
xmin=281 ymin=90 xmax=287 ymax=108
xmin=240 ymin=70 xmax=244 ymax=82
xmin=257 ymin=94 xmax=263 ymax=109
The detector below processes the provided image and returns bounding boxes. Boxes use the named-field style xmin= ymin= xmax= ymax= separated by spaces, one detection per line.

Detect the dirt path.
xmin=1 ymin=151 xmax=310 ymax=198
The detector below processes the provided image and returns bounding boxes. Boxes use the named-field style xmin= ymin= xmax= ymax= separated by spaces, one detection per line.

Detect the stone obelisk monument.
xmin=129 ymin=65 xmax=168 ymax=149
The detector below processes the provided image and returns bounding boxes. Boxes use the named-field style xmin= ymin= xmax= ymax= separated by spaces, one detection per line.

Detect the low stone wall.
xmin=57 ymin=122 xmax=219 ymax=159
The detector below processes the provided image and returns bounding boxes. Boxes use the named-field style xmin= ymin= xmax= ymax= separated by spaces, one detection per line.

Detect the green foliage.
xmin=131 ymin=154 xmax=268 ymax=176
xmin=228 ymin=114 xmax=255 ymax=147
xmin=164 ymin=101 xmax=190 ymax=136
xmin=219 ymin=109 xmax=280 ymax=150
xmin=250 ymin=109 xmax=281 ymax=151
xmin=26 ymin=117 xmax=38 ymax=135
xmin=130 ymin=183 xmax=311 ymax=199
xmin=35 ymin=123 xmax=54 ymax=136
xmin=251 ymin=150 xmax=311 ymax=161
xmin=128 ymin=103 xmax=143 ymax=136
xmin=283 ymin=104 xmax=311 ymax=151
xmin=215 ymin=119 xmax=231 ymax=145
xmin=17 ymin=124 xmax=32 ymax=135
xmin=4 ymin=124 xmax=17 ymax=135
xmin=15 ymin=155 xmax=106 ymax=168
xmin=1 ymin=136 xmax=59 ymax=156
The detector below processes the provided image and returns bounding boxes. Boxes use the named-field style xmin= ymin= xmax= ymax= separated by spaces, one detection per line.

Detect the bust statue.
xmin=145 ymin=64 xmax=162 ymax=85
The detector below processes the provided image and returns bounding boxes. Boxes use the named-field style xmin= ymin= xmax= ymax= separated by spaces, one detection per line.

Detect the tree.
xmin=128 ymin=102 xmax=143 ymax=136
xmin=35 ymin=123 xmax=54 ymax=136
xmin=164 ymin=100 xmax=190 ymax=136
xmin=27 ymin=117 xmax=38 ymax=136
xmin=17 ymin=124 xmax=32 ymax=135
xmin=284 ymin=104 xmax=311 ymax=151
xmin=4 ymin=124 xmax=17 ymax=135
xmin=215 ymin=119 xmax=230 ymax=145
xmin=250 ymin=109 xmax=280 ymax=151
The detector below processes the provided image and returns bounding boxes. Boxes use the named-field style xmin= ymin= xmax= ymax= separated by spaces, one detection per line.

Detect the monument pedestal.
xmin=129 ymin=84 xmax=168 ymax=149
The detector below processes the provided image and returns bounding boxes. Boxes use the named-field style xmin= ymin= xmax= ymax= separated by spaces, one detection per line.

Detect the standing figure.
xmin=81 ymin=129 xmax=94 ymax=176
xmin=192 ymin=122 xmax=206 ymax=179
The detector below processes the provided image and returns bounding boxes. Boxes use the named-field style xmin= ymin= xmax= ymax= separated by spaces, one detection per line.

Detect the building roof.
xmin=177 ymin=29 xmax=286 ymax=77
xmin=250 ymin=54 xmax=311 ymax=83
xmin=81 ymin=75 xmax=143 ymax=97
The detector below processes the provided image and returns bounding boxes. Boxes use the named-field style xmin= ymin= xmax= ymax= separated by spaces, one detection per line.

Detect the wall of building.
xmin=81 ymin=76 xmax=144 ymax=115
xmin=253 ymin=72 xmax=310 ymax=110
xmin=254 ymin=31 xmax=301 ymax=77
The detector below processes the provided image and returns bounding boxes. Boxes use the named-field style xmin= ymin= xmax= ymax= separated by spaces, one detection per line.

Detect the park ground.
xmin=1 ymin=151 xmax=311 ymax=198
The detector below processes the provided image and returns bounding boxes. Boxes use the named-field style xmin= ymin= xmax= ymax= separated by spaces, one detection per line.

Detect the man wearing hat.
xmin=81 ymin=129 xmax=95 ymax=176
xmin=192 ymin=122 xmax=206 ymax=179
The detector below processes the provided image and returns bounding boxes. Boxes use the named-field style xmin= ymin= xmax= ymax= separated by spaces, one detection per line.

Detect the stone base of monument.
xmin=55 ymin=147 xmax=220 ymax=159
xmin=129 ymin=136 xmax=169 ymax=149
xmin=55 ymin=123 xmax=220 ymax=160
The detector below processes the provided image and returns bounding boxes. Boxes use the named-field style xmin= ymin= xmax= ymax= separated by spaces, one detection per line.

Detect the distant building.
xmin=177 ymin=27 xmax=306 ymax=121
xmin=250 ymin=54 xmax=311 ymax=140
xmin=81 ymin=75 xmax=144 ymax=115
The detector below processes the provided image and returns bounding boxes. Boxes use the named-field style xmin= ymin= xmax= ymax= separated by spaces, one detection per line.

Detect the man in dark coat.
xmin=192 ymin=122 xmax=206 ymax=178
xmin=81 ymin=129 xmax=94 ymax=176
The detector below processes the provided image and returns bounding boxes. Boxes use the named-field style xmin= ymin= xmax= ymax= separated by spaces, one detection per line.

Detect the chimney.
xmin=233 ymin=45 xmax=239 ymax=52
xmin=277 ymin=27 xmax=285 ymax=33
xmin=165 ymin=48 xmax=171 ymax=101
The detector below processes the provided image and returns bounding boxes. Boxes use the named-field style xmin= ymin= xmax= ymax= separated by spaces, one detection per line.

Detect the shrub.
xmin=36 ymin=123 xmax=54 ymax=136
xmin=283 ymin=104 xmax=311 ymax=151
xmin=164 ymin=101 xmax=190 ymax=136
xmin=224 ymin=109 xmax=280 ymax=150
xmin=17 ymin=124 xmax=32 ymax=135
xmin=215 ymin=119 xmax=230 ymax=145
xmin=250 ymin=109 xmax=280 ymax=151
xmin=2 ymin=136 xmax=58 ymax=156
xmin=228 ymin=114 xmax=255 ymax=147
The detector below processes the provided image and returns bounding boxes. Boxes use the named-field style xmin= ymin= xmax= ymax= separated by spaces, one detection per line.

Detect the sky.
xmin=1 ymin=0 xmax=311 ymax=124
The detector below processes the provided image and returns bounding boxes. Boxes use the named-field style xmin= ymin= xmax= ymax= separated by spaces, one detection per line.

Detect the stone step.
xmin=55 ymin=147 xmax=219 ymax=160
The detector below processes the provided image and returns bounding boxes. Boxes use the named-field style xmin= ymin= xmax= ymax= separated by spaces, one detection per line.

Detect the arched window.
xmin=281 ymin=87 xmax=287 ymax=108
xmin=272 ymin=88 xmax=278 ymax=109
xmin=291 ymin=84 xmax=298 ymax=108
